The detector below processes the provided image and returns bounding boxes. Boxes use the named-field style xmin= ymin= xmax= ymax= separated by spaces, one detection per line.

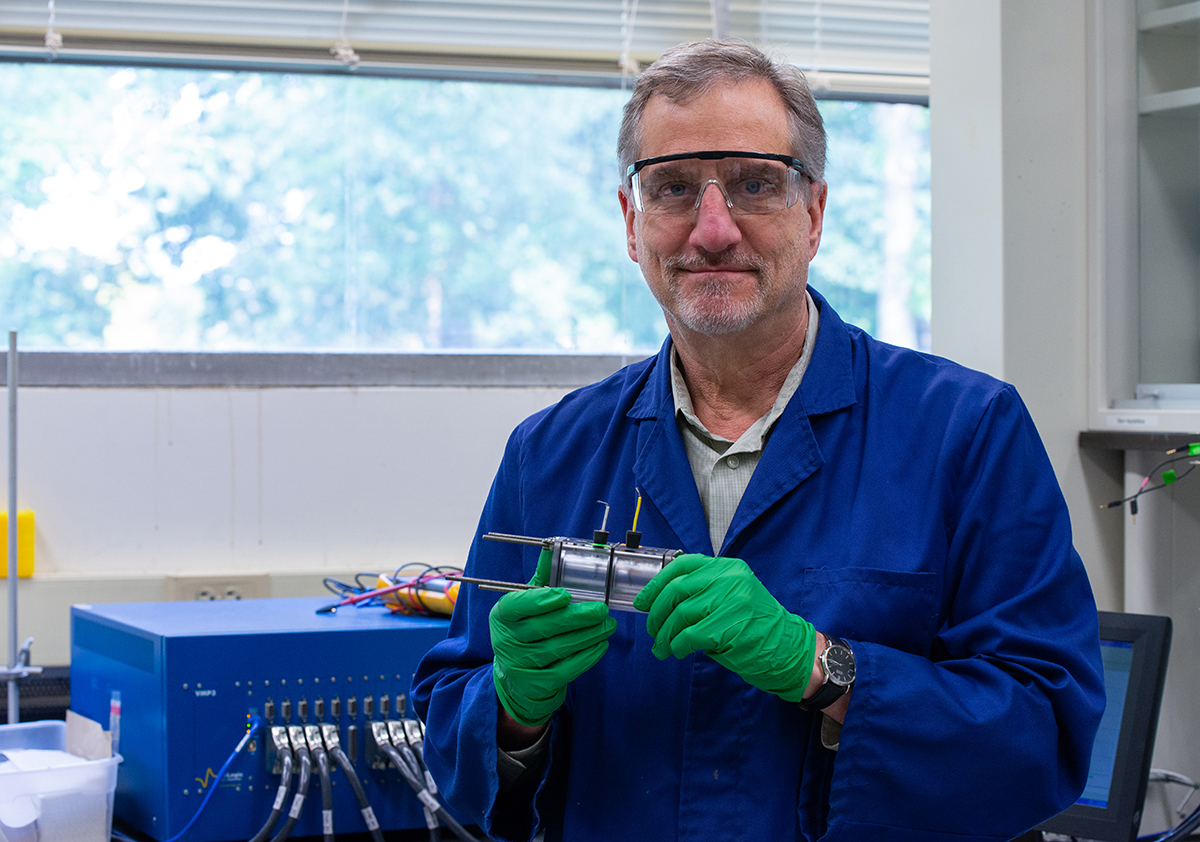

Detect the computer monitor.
xmin=1035 ymin=610 xmax=1172 ymax=842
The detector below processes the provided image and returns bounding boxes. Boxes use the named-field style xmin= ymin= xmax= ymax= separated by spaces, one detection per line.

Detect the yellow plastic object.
xmin=0 ymin=509 xmax=34 ymax=578
xmin=377 ymin=568 xmax=460 ymax=616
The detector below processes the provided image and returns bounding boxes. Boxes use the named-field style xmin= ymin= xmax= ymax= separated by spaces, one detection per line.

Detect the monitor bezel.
xmin=1037 ymin=610 xmax=1172 ymax=842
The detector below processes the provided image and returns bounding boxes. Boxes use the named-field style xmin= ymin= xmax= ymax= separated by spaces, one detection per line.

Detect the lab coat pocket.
xmin=798 ymin=566 xmax=938 ymax=657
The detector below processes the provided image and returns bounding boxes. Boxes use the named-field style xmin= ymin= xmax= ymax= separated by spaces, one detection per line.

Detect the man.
xmin=412 ymin=39 xmax=1104 ymax=842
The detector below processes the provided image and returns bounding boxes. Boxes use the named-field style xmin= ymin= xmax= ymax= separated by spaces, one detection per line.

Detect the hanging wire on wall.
xmin=328 ymin=0 xmax=362 ymax=345
xmin=807 ymin=0 xmax=832 ymax=94
xmin=617 ymin=0 xmax=642 ymax=354
xmin=711 ymin=0 xmax=730 ymax=40
xmin=330 ymin=0 xmax=361 ymax=69
xmin=44 ymin=0 xmax=62 ymax=59
xmin=619 ymin=0 xmax=641 ymax=83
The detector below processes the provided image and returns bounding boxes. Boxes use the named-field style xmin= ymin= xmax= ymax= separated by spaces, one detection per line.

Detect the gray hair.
xmin=617 ymin=39 xmax=826 ymax=186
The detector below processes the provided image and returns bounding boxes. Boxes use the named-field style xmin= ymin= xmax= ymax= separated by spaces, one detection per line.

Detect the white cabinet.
xmin=1137 ymin=1 xmax=1200 ymax=387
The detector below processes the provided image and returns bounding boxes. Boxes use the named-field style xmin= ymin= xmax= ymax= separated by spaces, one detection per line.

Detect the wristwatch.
xmin=800 ymin=636 xmax=856 ymax=711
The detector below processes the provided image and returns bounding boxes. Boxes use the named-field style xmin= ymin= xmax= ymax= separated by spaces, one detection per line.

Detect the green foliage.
xmin=0 ymin=64 xmax=929 ymax=352
xmin=814 ymin=100 xmax=931 ymax=343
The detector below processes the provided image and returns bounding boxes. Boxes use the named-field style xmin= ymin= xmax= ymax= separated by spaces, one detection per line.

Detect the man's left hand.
xmin=633 ymin=553 xmax=817 ymax=703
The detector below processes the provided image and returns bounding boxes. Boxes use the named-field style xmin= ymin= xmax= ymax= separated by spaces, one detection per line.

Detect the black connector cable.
xmin=306 ymin=728 xmax=334 ymax=842
xmin=389 ymin=720 xmax=441 ymax=841
xmin=328 ymin=742 xmax=386 ymax=842
xmin=319 ymin=722 xmax=385 ymax=842
xmin=399 ymin=722 xmax=442 ymax=841
xmin=318 ymin=750 xmax=334 ymax=841
xmin=392 ymin=723 xmax=441 ymax=842
xmin=378 ymin=740 xmax=437 ymax=835
xmin=368 ymin=722 xmax=438 ymax=842
xmin=248 ymin=746 xmax=293 ymax=842
xmin=400 ymin=733 xmax=442 ymax=842
xmin=1102 ymin=446 xmax=1200 ymax=517
xmin=270 ymin=731 xmax=312 ymax=842
xmin=377 ymin=730 xmax=480 ymax=842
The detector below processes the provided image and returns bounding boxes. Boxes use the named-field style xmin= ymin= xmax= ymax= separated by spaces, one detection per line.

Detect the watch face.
xmin=824 ymin=644 xmax=856 ymax=686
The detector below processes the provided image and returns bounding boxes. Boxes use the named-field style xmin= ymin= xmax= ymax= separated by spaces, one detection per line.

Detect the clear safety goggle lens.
xmin=628 ymin=151 xmax=807 ymax=217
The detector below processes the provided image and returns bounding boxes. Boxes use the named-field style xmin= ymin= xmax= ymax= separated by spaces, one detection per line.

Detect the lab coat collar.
xmin=627 ymin=284 xmax=859 ymax=424
xmin=796 ymin=285 xmax=859 ymax=417
xmin=626 ymin=285 xmax=859 ymax=555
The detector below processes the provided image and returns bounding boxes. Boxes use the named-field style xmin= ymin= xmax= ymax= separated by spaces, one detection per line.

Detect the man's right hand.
xmin=489 ymin=548 xmax=618 ymax=728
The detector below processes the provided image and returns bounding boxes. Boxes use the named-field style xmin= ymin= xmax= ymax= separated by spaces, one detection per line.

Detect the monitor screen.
xmin=1037 ymin=611 xmax=1172 ymax=842
xmin=1077 ymin=639 xmax=1136 ymax=809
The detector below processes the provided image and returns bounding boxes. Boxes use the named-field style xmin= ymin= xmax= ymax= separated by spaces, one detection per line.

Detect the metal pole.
xmin=7 ymin=330 xmax=18 ymax=723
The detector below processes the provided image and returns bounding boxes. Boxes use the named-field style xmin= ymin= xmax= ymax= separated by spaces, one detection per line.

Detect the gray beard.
xmin=659 ymin=253 xmax=770 ymax=335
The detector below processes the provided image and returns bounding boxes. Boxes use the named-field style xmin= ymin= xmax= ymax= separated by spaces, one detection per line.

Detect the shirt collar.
xmin=671 ymin=289 xmax=820 ymax=449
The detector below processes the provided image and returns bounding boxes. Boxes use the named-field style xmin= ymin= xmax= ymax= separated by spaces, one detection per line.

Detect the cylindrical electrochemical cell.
xmin=552 ymin=541 xmax=609 ymax=601
xmin=552 ymin=540 xmax=679 ymax=611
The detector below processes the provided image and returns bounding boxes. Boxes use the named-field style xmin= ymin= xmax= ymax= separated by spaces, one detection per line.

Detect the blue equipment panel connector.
xmin=70 ymin=597 xmax=451 ymax=842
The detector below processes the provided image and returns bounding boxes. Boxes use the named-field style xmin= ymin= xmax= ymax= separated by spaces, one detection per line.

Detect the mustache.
xmin=662 ymin=250 xmax=765 ymax=273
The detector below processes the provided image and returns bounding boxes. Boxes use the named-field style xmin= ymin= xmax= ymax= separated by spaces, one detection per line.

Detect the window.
xmin=0 ymin=63 xmax=929 ymax=354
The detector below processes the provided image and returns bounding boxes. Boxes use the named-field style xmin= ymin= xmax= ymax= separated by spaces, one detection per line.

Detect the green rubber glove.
xmin=489 ymin=547 xmax=618 ymax=727
xmin=632 ymin=553 xmax=817 ymax=703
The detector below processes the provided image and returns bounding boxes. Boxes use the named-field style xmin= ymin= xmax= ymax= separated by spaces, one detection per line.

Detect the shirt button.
xmin=727 ymin=455 xmax=740 ymax=469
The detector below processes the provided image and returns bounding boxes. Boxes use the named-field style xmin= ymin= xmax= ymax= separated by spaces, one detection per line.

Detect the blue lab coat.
xmin=412 ymin=288 xmax=1105 ymax=842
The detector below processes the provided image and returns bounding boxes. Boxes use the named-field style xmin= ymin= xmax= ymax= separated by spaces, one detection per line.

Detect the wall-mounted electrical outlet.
xmin=164 ymin=574 xmax=271 ymax=601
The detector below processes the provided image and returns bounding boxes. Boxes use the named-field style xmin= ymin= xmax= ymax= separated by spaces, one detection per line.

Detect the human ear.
xmin=618 ymin=186 xmax=639 ymax=263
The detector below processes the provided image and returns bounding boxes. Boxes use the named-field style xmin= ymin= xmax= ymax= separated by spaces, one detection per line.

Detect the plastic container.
xmin=0 ymin=720 xmax=121 ymax=842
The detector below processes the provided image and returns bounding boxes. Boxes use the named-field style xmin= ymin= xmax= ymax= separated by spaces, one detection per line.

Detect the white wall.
xmin=0 ymin=386 xmax=569 ymax=663
xmin=932 ymin=0 xmax=1123 ymax=609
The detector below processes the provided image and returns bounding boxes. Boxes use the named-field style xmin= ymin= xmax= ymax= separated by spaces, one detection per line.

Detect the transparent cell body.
xmin=549 ymin=539 xmax=679 ymax=612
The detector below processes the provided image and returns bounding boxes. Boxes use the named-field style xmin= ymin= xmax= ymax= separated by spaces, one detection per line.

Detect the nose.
xmin=689 ymin=180 xmax=742 ymax=253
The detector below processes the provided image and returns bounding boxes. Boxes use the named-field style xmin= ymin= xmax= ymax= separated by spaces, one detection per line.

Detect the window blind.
xmin=0 ymin=1 xmax=928 ymax=96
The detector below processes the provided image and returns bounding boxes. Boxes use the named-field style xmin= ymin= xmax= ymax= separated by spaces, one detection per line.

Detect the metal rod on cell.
xmin=442 ymin=574 xmax=539 ymax=594
xmin=480 ymin=532 xmax=552 ymax=549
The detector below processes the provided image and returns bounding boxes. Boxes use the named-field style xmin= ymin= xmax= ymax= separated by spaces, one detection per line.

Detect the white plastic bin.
xmin=0 ymin=720 xmax=120 ymax=842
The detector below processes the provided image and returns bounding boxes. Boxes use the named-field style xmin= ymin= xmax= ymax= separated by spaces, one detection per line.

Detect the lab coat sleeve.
xmin=817 ymin=384 xmax=1105 ymax=840
xmin=411 ymin=424 xmax=553 ymax=842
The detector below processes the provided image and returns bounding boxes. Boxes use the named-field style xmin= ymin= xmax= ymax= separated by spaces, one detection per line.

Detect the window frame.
xmin=1 ymin=2 xmax=928 ymax=388
xmin=0 ymin=0 xmax=931 ymax=99
xmin=4 ymin=350 xmax=636 ymax=389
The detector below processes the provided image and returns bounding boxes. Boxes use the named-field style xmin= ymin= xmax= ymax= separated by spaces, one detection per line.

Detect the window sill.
xmin=3 ymin=351 xmax=647 ymax=389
